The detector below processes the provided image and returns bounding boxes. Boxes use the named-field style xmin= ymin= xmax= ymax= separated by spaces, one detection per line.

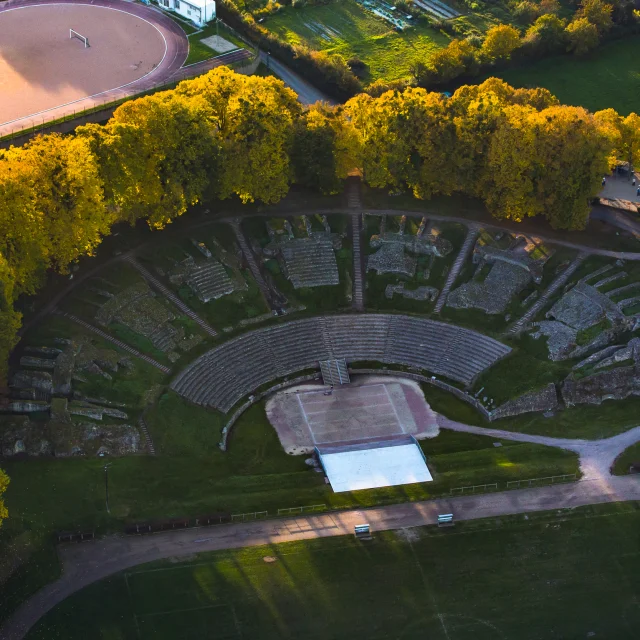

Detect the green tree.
xmin=427 ymin=39 xmax=478 ymax=83
xmin=524 ymin=14 xmax=567 ymax=54
xmin=291 ymin=106 xmax=345 ymax=194
xmin=566 ymin=17 xmax=600 ymax=55
xmin=578 ymin=0 xmax=614 ymax=33
xmin=79 ymin=91 xmax=219 ymax=229
xmin=177 ymin=68 xmax=300 ymax=204
xmin=481 ymin=24 xmax=521 ymax=61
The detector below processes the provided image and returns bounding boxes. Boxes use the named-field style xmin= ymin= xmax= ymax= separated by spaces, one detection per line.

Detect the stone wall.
xmin=489 ymin=384 xmax=559 ymax=420
xmin=562 ymin=366 xmax=640 ymax=406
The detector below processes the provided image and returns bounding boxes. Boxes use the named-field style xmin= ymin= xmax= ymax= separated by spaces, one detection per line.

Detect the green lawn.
xmin=0 ymin=393 xmax=579 ymax=625
xmin=27 ymin=503 xmax=640 ymax=639
xmin=264 ymin=0 xmax=449 ymax=83
xmin=493 ymin=36 xmax=640 ymax=116
xmin=612 ymin=442 xmax=640 ymax=475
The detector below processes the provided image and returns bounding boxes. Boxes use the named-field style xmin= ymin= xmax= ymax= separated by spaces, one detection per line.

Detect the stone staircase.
xmin=229 ymin=218 xmax=277 ymax=309
xmin=319 ymin=359 xmax=350 ymax=386
xmin=434 ymin=224 xmax=480 ymax=313
xmin=508 ymin=252 xmax=588 ymax=336
xmin=138 ymin=414 xmax=156 ymax=455
xmin=125 ymin=257 xmax=217 ymax=338
xmin=55 ymin=311 xmax=170 ymax=373
xmin=171 ymin=314 xmax=511 ymax=412
xmin=351 ymin=214 xmax=364 ymax=310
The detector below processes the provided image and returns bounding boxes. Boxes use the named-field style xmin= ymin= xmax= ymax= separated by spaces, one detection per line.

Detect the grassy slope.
xmin=27 ymin=503 xmax=640 ymax=639
xmin=264 ymin=0 xmax=449 ymax=82
xmin=492 ymin=36 xmax=640 ymax=116
xmin=611 ymin=441 xmax=640 ymax=475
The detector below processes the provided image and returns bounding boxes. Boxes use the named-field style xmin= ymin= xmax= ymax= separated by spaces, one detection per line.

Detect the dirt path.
xmin=437 ymin=416 xmax=640 ymax=480
xmin=2 ymin=469 xmax=639 ymax=640
xmin=2 ymin=417 xmax=640 ymax=640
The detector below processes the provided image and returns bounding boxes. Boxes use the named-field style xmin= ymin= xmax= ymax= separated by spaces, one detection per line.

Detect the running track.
xmin=0 ymin=0 xmax=188 ymax=136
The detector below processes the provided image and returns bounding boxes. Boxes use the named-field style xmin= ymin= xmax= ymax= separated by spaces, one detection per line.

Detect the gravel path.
xmin=2 ymin=420 xmax=639 ymax=640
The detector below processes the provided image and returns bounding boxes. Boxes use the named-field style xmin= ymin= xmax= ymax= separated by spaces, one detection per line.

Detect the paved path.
xmin=591 ymin=204 xmax=640 ymax=239
xmin=3 ymin=414 xmax=640 ymax=639
xmin=3 ymin=468 xmax=639 ymax=640
xmin=259 ymin=52 xmax=334 ymax=106
xmin=437 ymin=416 xmax=640 ymax=480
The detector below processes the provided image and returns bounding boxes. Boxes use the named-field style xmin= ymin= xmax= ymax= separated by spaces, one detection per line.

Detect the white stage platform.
xmin=316 ymin=436 xmax=433 ymax=493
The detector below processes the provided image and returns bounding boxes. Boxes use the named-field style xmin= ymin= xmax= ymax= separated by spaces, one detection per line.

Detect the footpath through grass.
xmin=492 ymin=36 xmax=640 ymax=115
xmin=27 ymin=503 xmax=640 ymax=639
xmin=0 ymin=392 xmax=579 ymax=625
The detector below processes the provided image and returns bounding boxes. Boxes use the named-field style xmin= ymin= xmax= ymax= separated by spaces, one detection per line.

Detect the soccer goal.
xmin=69 ymin=29 xmax=90 ymax=48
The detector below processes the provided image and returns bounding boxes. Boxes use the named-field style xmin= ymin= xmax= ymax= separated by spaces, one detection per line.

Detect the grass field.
xmin=493 ymin=36 xmax=640 ymax=116
xmin=612 ymin=442 xmax=640 ymax=475
xmin=264 ymin=0 xmax=449 ymax=83
xmin=26 ymin=503 xmax=640 ymax=639
xmin=0 ymin=393 xmax=580 ymax=625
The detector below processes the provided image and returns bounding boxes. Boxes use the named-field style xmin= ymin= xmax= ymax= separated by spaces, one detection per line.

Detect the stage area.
xmin=317 ymin=436 xmax=433 ymax=493
xmin=0 ymin=3 xmax=168 ymax=125
xmin=266 ymin=376 xmax=439 ymax=454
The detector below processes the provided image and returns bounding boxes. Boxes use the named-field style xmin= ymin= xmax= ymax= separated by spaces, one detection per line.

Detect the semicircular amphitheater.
xmin=171 ymin=314 xmax=511 ymax=412
xmin=4 ymin=202 xmax=640 ymax=639
xmin=11 ymin=205 xmax=640 ymax=497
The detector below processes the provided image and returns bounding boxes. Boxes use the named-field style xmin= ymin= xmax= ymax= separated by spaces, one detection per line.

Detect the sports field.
xmin=0 ymin=0 xmax=187 ymax=135
xmin=264 ymin=0 xmax=449 ymax=82
xmin=25 ymin=503 xmax=640 ymax=639
xmin=493 ymin=36 xmax=640 ymax=116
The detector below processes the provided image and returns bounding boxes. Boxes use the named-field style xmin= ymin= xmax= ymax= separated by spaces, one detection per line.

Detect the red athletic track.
xmin=0 ymin=0 xmax=190 ymax=136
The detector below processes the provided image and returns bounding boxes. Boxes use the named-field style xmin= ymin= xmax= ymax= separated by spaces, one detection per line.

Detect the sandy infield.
xmin=0 ymin=4 xmax=167 ymax=125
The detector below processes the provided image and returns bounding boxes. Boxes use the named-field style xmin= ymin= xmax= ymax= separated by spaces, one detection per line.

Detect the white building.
xmin=158 ymin=0 xmax=216 ymax=28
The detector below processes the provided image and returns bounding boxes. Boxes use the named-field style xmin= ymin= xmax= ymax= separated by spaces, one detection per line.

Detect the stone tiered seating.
xmin=281 ymin=238 xmax=339 ymax=289
xmin=171 ymin=314 xmax=511 ymax=413
xmin=186 ymin=260 xmax=234 ymax=303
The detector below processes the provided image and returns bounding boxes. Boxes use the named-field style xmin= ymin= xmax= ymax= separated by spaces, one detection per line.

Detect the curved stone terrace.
xmin=171 ymin=314 xmax=512 ymax=413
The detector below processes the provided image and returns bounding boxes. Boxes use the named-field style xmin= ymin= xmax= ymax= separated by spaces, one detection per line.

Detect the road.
xmin=2 ymin=417 xmax=640 ymax=640
xmin=259 ymin=52 xmax=335 ymax=106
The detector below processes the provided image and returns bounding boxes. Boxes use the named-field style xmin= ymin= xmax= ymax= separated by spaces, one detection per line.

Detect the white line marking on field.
xmin=296 ymin=393 xmax=316 ymax=444
xmin=0 ymin=2 xmax=170 ymax=127
xmin=383 ymin=384 xmax=405 ymax=434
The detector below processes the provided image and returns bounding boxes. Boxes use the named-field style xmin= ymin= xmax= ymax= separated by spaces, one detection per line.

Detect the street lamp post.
xmin=104 ymin=463 xmax=113 ymax=514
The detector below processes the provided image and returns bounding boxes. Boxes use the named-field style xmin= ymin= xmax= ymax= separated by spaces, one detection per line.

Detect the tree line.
xmin=410 ymin=0 xmax=639 ymax=88
xmin=0 ymin=68 xmax=638 ymax=384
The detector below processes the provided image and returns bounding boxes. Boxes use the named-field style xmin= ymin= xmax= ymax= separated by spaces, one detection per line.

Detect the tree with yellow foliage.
xmin=176 ymin=68 xmax=300 ymax=204
xmin=79 ymin=91 xmax=219 ymax=229
xmin=566 ymin=17 xmax=600 ymax=55
xmin=481 ymin=25 xmax=522 ymax=62
xmin=0 ymin=467 xmax=8 ymax=527
xmin=486 ymin=105 xmax=611 ymax=228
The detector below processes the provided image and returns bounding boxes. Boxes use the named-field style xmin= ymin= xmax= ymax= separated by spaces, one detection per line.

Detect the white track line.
xmin=0 ymin=3 xmax=169 ymax=126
